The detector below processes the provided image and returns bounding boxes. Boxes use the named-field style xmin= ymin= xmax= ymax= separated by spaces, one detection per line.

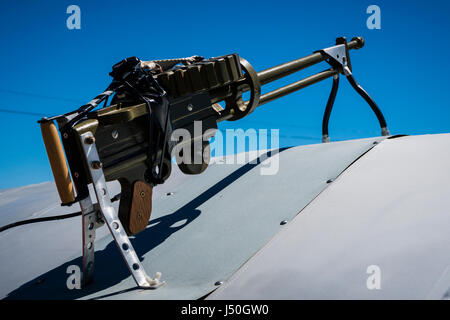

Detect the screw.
xmin=112 ymin=130 xmax=119 ymax=139
xmin=280 ymin=220 xmax=288 ymax=225
xmin=84 ymin=136 xmax=95 ymax=144
xmin=91 ymin=161 xmax=103 ymax=169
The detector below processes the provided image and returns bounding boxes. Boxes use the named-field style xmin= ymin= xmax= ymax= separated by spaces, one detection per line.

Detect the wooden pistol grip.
xmin=128 ymin=181 xmax=153 ymax=235
xmin=40 ymin=121 xmax=75 ymax=204
xmin=119 ymin=180 xmax=153 ymax=236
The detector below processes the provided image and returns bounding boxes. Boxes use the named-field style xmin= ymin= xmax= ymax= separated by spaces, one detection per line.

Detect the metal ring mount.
xmin=226 ymin=57 xmax=261 ymax=121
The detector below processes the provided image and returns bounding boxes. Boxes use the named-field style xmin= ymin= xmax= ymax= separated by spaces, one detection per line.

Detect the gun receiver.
xmin=38 ymin=36 xmax=389 ymax=288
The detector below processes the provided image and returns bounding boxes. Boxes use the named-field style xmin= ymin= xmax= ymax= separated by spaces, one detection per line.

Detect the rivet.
xmin=91 ymin=161 xmax=103 ymax=169
xmin=84 ymin=136 xmax=95 ymax=144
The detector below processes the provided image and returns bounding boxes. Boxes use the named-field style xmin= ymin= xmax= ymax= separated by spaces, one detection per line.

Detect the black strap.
xmin=110 ymin=57 xmax=172 ymax=185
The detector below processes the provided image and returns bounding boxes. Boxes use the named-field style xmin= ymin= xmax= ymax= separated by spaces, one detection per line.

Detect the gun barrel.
xmin=258 ymin=69 xmax=338 ymax=106
xmin=256 ymin=37 xmax=364 ymax=86
xmin=217 ymin=68 xmax=339 ymax=123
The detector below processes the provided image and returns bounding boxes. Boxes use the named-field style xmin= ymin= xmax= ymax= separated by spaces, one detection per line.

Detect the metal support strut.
xmin=318 ymin=37 xmax=390 ymax=142
xmin=77 ymin=131 xmax=165 ymax=289
xmin=322 ymin=74 xmax=340 ymax=143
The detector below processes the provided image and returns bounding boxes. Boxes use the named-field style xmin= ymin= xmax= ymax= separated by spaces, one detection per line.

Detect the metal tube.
xmin=322 ymin=74 xmax=340 ymax=142
xmin=258 ymin=69 xmax=338 ymax=106
xmin=257 ymin=37 xmax=364 ymax=86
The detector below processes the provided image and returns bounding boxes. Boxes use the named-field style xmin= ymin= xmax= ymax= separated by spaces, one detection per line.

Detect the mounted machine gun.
xmin=38 ymin=36 xmax=389 ymax=288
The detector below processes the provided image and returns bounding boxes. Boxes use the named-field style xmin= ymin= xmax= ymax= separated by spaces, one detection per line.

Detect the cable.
xmin=0 ymin=89 xmax=83 ymax=103
xmin=0 ymin=108 xmax=47 ymax=117
xmin=0 ymin=193 xmax=121 ymax=233
xmin=0 ymin=211 xmax=81 ymax=233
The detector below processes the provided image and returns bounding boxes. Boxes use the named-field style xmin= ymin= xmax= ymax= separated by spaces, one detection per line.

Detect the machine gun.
xmin=38 ymin=36 xmax=389 ymax=288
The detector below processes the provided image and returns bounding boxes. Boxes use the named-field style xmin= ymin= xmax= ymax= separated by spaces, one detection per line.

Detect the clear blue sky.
xmin=0 ymin=0 xmax=449 ymax=189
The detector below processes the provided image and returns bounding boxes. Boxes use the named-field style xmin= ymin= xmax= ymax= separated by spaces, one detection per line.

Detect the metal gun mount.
xmin=38 ymin=36 xmax=389 ymax=289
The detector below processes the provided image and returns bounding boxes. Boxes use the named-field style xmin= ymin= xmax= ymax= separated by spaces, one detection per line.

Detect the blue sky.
xmin=0 ymin=0 xmax=449 ymax=189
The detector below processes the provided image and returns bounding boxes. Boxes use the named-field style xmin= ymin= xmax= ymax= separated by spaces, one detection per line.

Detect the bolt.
xmin=91 ymin=161 xmax=103 ymax=169
xmin=280 ymin=220 xmax=288 ymax=225
xmin=112 ymin=130 xmax=119 ymax=139
xmin=84 ymin=136 xmax=95 ymax=144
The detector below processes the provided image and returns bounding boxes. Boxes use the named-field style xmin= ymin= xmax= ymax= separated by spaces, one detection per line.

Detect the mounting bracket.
xmin=76 ymin=131 xmax=165 ymax=289
xmin=316 ymin=38 xmax=390 ymax=142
